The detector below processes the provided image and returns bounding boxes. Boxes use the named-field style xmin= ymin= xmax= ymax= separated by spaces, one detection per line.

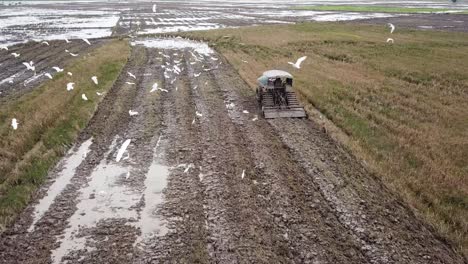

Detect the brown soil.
xmin=0 ymin=39 xmax=465 ymax=264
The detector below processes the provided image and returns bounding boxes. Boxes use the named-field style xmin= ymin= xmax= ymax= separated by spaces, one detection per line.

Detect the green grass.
xmin=293 ymin=5 xmax=463 ymax=14
xmin=0 ymin=39 xmax=130 ymax=231
xmin=178 ymin=22 xmax=468 ymax=258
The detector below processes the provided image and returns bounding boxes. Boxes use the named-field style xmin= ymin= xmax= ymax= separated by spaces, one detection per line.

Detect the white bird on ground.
xmin=194 ymin=72 xmax=201 ymax=77
xmin=69 ymin=52 xmax=78 ymax=57
xmin=53 ymin=66 xmax=64 ymax=72
xmin=127 ymin=72 xmax=136 ymax=79
xmin=66 ymin=82 xmax=75 ymax=91
xmin=1 ymin=46 xmax=8 ymax=51
xmin=41 ymin=41 xmax=49 ymax=46
xmin=67 ymin=72 xmax=72 ymax=76
xmin=196 ymin=111 xmax=202 ymax=117
xmin=96 ymin=92 xmax=102 ymax=96
xmin=126 ymin=82 xmax=135 ymax=85
xmin=150 ymin=83 xmax=159 ymax=92
xmin=387 ymin=38 xmax=394 ymax=44
xmin=116 ymin=139 xmax=131 ymax=162
xmin=184 ymin=163 xmax=194 ymax=173
xmin=11 ymin=118 xmax=18 ymax=130
xmin=11 ymin=53 xmax=20 ymax=58
xmin=152 ymin=4 xmax=157 ymax=12
xmin=243 ymin=110 xmax=249 ymax=114
xmin=388 ymin=23 xmax=395 ymax=34
xmin=64 ymin=38 xmax=71 ymax=43
xmin=129 ymin=110 xmax=138 ymax=116
xmin=288 ymin=56 xmax=307 ymax=69
xmin=91 ymin=76 xmax=98 ymax=85
xmin=241 ymin=169 xmax=245 ymax=179
xmin=81 ymin=93 xmax=88 ymax=101
xmin=82 ymin=38 xmax=91 ymax=45
xmin=22 ymin=62 xmax=35 ymax=71
xmin=252 ymin=115 xmax=258 ymax=121
xmin=45 ymin=73 xmax=53 ymax=79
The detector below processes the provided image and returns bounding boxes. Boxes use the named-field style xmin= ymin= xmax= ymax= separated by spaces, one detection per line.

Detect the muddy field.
xmin=0 ymin=37 xmax=465 ymax=263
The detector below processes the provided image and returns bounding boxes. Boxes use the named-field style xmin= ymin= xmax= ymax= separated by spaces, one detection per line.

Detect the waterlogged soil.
xmin=352 ymin=13 xmax=468 ymax=33
xmin=0 ymin=38 xmax=465 ymax=264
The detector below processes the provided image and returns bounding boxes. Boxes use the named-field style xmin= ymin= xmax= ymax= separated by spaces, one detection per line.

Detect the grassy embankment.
xmin=0 ymin=39 xmax=130 ymax=230
xmin=179 ymin=23 xmax=468 ymax=257
xmin=294 ymin=5 xmax=468 ymax=14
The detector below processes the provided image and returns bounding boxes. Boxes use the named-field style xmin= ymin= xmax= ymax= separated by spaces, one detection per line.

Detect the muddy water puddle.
xmin=28 ymin=138 xmax=93 ymax=232
xmin=135 ymin=135 xmax=170 ymax=245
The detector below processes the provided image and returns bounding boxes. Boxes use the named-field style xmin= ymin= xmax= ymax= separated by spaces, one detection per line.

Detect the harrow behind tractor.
xmin=256 ymin=70 xmax=307 ymax=119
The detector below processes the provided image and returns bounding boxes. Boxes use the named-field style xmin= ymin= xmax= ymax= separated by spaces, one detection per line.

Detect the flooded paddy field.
xmin=1 ymin=0 xmax=467 ymax=47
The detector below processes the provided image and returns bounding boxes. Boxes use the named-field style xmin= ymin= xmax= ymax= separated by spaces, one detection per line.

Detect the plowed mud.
xmin=0 ymin=38 xmax=465 ymax=264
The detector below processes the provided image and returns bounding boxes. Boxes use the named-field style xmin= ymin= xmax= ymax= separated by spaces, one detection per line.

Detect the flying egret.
xmin=129 ymin=110 xmax=138 ymax=116
xmin=387 ymin=38 xmax=394 ymax=44
xmin=22 ymin=62 xmax=35 ymax=71
xmin=66 ymin=82 xmax=75 ymax=91
xmin=152 ymin=4 xmax=157 ymax=12
xmin=1 ymin=46 xmax=8 ymax=51
xmin=194 ymin=72 xmax=201 ymax=77
xmin=288 ymin=56 xmax=307 ymax=69
xmin=11 ymin=118 xmax=19 ymax=130
xmin=82 ymin=38 xmax=91 ymax=45
xmin=91 ymin=76 xmax=98 ymax=85
xmin=127 ymin=72 xmax=136 ymax=79
xmin=116 ymin=139 xmax=131 ymax=162
xmin=388 ymin=23 xmax=395 ymax=34
xmin=81 ymin=93 xmax=88 ymax=101
xmin=11 ymin=53 xmax=20 ymax=58
xmin=53 ymin=66 xmax=64 ymax=72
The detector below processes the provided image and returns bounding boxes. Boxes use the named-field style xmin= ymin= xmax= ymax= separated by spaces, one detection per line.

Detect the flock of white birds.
xmin=6 ymin=37 xmax=96 ymax=130
xmin=5 ymin=1 xmax=396 ymax=132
